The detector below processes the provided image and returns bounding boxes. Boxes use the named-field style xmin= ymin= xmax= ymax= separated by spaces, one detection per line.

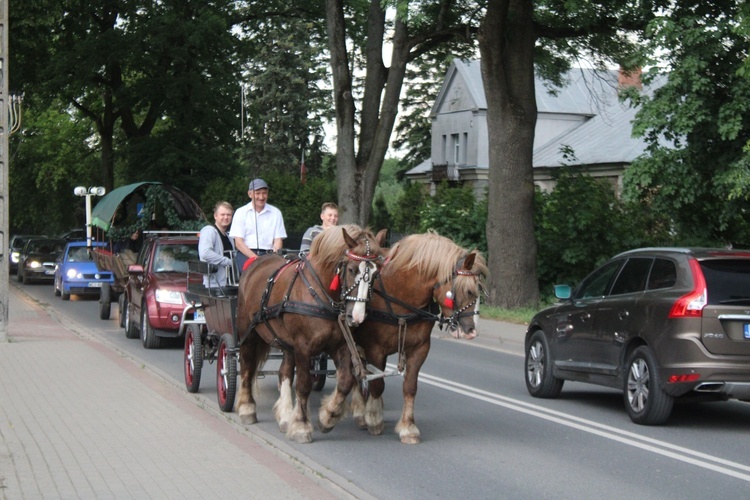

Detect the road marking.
xmin=399 ymin=366 xmax=750 ymax=482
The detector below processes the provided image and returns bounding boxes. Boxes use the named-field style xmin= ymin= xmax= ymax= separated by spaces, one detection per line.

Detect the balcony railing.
xmin=431 ymin=163 xmax=459 ymax=182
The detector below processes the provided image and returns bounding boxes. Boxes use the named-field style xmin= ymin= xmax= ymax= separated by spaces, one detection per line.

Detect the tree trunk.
xmin=326 ymin=0 xmax=409 ymax=226
xmin=479 ymin=0 xmax=540 ymax=308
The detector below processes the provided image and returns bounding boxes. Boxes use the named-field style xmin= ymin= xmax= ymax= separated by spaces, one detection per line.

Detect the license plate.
xmin=88 ymin=282 xmax=104 ymax=288
xmin=194 ymin=309 xmax=205 ymax=322
xmin=45 ymin=270 xmax=55 ymax=275
xmin=745 ymin=324 xmax=750 ymax=340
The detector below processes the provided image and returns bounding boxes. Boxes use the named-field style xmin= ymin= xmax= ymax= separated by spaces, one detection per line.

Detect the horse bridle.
xmin=334 ymin=237 xmax=381 ymax=305
xmin=434 ymin=256 xmax=483 ymax=331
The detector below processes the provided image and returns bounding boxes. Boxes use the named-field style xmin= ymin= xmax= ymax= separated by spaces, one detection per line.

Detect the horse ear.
xmin=375 ymin=228 xmax=388 ymax=247
xmin=462 ymin=252 xmax=476 ymax=271
xmin=342 ymin=227 xmax=357 ymax=249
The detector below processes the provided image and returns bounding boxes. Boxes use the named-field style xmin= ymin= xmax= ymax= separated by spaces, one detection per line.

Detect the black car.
xmin=9 ymin=234 xmax=43 ymax=274
xmin=17 ymin=238 xmax=66 ymax=284
xmin=525 ymin=247 xmax=750 ymax=425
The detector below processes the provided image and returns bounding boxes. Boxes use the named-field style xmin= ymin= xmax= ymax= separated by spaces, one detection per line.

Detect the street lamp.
xmin=74 ymin=186 xmax=106 ymax=247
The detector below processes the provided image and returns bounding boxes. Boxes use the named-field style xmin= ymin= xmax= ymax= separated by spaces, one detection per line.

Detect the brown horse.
xmin=234 ymin=224 xmax=386 ymax=443
xmin=348 ymin=232 xmax=487 ymax=444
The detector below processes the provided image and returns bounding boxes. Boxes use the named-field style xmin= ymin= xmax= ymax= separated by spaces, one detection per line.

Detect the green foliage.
xmin=624 ymin=1 xmax=750 ymax=248
xmin=392 ymin=182 xmax=427 ymax=235
xmin=418 ymin=182 xmax=487 ymax=252
xmin=9 ymin=103 xmax=100 ymax=234
xmin=534 ymin=169 xmax=668 ymax=292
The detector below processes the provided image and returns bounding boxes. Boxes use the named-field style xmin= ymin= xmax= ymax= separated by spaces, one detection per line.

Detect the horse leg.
xmin=364 ymin=376 xmax=386 ymax=436
xmin=236 ymin=335 xmax=264 ymax=425
xmin=272 ymin=349 xmax=295 ymax=434
xmin=395 ymin=343 xmax=430 ymax=444
xmin=286 ymin=351 xmax=314 ymax=443
xmin=350 ymin=385 xmax=367 ymax=429
xmin=318 ymin=347 xmax=355 ymax=433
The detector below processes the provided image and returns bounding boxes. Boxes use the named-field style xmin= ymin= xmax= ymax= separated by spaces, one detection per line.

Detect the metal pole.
xmin=0 ymin=0 xmax=10 ymax=342
xmin=85 ymin=194 xmax=93 ymax=248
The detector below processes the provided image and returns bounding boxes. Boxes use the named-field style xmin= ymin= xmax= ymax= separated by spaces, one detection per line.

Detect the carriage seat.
xmin=187 ymin=260 xmax=239 ymax=298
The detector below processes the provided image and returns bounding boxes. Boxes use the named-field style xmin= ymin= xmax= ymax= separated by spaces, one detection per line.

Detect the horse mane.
xmin=386 ymin=232 xmax=488 ymax=293
xmin=308 ymin=224 xmax=374 ymax=271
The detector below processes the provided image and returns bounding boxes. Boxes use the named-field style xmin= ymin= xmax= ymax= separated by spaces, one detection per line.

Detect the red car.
xmin=122 ymin=235 xmax=202 ymax=348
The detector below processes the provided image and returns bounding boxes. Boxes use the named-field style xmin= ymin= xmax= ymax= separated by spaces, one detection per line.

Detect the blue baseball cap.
xmin=248 ymin=178 xmax=269 ymax=191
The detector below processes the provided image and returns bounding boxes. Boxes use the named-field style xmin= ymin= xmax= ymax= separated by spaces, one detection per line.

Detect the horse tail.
xmin=252 ymin=339 xmax=271 ymax=374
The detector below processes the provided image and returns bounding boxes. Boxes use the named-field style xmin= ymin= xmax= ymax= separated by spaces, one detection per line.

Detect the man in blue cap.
xmin=228 ymin=178 xmax=287 ymax=272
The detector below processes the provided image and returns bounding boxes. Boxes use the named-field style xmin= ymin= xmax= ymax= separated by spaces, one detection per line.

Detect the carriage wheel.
xmin=141 ymin=303 xmax=163 ymax=349
xmin=125 ymin=302 xmax=138 ymax=339
xmin=311 ymin=354 xmax=328 ymax=392
xmin=99 ymin=283 xmax=111 ymax=320
xmin=118 ymin=294 xmax=126 ymax=328
xmin=184 ymin=325 xmax=203 ymax=393
xmin=216 ymin=333 xmax=237 ymax=412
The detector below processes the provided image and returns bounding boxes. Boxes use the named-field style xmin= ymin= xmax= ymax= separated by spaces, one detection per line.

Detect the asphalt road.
xmin=17 ymin=280 xmax=750 ymax=499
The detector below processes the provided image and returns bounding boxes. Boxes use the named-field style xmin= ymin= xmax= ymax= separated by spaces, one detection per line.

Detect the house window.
xmin=442 ymin=135 xmax=447 ymax=163
xmin=463 ymin=132 xmax=468 ymax=164
xmin=452 ymin=134 xmax=460 ymax=164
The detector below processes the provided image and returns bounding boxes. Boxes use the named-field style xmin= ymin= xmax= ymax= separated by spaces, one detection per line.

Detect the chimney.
xmin=618 ymin=66 xmax=642 ymax=90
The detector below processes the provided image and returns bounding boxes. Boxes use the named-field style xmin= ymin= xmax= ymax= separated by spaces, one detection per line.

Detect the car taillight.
xmin=668 ymin=258 xmax=707 ymax=318
xmin=668 ymin=374 xmax=701 ymax=383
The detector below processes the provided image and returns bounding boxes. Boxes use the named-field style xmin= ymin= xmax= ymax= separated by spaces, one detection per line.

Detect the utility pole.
xmin=0 ymin=0 xmax=9 ymax=342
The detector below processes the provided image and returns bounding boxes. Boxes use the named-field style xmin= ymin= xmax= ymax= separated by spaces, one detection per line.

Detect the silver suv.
xmin=525 ymin=247 xmax=750 ymax=425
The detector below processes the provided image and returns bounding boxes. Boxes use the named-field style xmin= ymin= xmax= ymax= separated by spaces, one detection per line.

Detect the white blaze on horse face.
xmin=351 ymin=260 xmax=372 ymax=325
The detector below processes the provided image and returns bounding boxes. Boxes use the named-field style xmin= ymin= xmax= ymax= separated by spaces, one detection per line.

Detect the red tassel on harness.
xmin=329 ymin=273 xmax=341 ymax=292
xmin=444 ymin=291 xmax=454 ymax=309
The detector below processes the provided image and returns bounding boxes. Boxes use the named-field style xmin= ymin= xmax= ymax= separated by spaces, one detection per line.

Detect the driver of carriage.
xmin=198 ymin=201 xmax=235 ymax=287
xmin=228 ymin=178 xmax=287 ymax=272
xmin=299 ymin=202 xmax=339 ymax=254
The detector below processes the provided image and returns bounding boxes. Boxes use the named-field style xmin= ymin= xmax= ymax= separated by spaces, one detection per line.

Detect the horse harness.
xmin=238 ymin=243 xmax=381 ymax=379
xmin=366 ymin=255 xmax=481 ymax=373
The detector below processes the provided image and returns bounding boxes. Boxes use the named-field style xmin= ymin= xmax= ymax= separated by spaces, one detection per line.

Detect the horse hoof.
xmin=354 ymin=416 xmax=367 ymax=429
xmin=240 ymin=414 xmax=257 ymax=425
xmin=400 ymin=434 xmax=421 ymax=445
xmin=289 ymin=431 xmax=313 ymax=444
xmin=318 ymin=423 xmax=334 ymax=434
xmin=367 ymin=423 xmax=384 ymax=436
xmin=278 ymin=421 xmax=289 ymax=433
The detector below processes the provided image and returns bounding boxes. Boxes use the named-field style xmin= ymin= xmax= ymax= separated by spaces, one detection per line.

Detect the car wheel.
xmin=118 ymin=294 xmax=126 ymax=328
xmin=125 ymin=302 xmax=138 ymax=339
xmin=216 ymin=333 xmax=237 ymax=412
xmin=99 ymin=284 xmax=111 ymax=320
xmin=141 ymin=302 xmax=162 ymax=349
xmin=184 ymin=325 xmax=203 ymax=393
xmin=623 ymin=346 xmax=674 ymax=425
xmin=54 ymin=278 xmax=61 ymax=297
xmin=311 ymin=354 xmax=328 ymax=392
xmin=525 ymin=330 xmax=564 ymax=398
xmin=17 ymin=269 xmax=23 ymax=283
xmin=61 ymin=289 xmax=70 ymax=301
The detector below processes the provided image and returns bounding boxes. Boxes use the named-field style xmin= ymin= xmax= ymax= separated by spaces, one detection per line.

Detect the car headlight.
xmin=155 ymin=289 xmax=183 ymax=305
xmin=66 ymin=268 xmax=81 ymax=279
xmin=11 ymin=251 xmax=20 ymax=263
xmin=28 ymin=261 xmax=41 ymax=269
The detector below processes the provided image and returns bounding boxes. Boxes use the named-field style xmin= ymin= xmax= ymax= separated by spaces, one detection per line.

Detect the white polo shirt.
xmin=228 ymin=202 xmax=287 ymax=250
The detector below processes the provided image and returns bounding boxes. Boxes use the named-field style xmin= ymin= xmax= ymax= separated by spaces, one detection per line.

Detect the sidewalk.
xmin=0 ymin=286 xmax=361 ymax=499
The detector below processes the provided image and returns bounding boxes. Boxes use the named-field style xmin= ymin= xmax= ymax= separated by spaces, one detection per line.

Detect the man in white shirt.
xmin=228 ymin=178 xmax=287 ymax=272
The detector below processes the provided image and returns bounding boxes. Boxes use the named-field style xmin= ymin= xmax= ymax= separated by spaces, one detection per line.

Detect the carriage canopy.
xmin=91 ymin=182 xmax=206 ymax=232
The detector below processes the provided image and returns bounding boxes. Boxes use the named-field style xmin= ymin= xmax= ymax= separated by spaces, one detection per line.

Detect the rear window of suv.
xmin=700 ymin=259 xmax=750 ymax=306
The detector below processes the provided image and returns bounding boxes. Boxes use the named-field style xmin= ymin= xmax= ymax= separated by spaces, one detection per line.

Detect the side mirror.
xmin=127 ymin=264 xmax=145 ymax=275
xmin=553 ymin=284 xmax=572 ymax=300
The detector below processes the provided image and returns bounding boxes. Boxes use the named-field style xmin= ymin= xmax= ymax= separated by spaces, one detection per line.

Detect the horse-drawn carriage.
xmin=180 ymin=255 xmax=333 ymax=412
xmin=178 ymin=224 xmax=487 ymax=445
xmin=88 ymin=182 xmax=207 ymax=321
